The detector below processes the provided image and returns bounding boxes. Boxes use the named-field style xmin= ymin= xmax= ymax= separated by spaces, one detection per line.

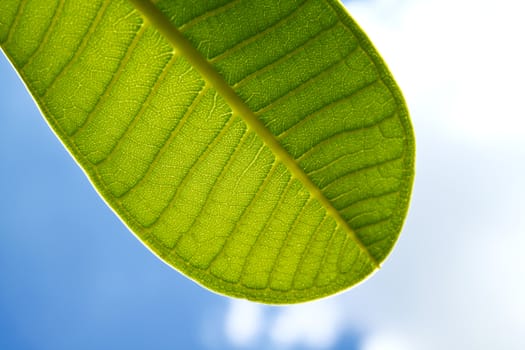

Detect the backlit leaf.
xmin=0 ymin=0 xmax=415 ymax=303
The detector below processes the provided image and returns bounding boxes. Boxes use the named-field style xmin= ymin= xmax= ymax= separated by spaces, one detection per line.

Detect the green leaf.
xmin=0 ymin=0 xmax=414 ymax=303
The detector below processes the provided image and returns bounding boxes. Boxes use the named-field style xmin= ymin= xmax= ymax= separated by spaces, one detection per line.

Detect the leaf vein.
xmin=182 ymin=129 xmax=257 ymax=267
xmin=115 ymin=80 xmax=207 ymax=199
xmin=267 ymin=196 xmax=312 ymax=290
xmin=126 ymin=0 xmax=383 ymax=271
xmin=172 ymin=117 xmax=250 ymax=252
xmin=253 ymin=44 xmax=360 ymax=115
xmin=3 ymin=0 xmax=27 ymax=46
xmin=20 ymin=0 xmax=64 ymax=70
xmin=179 ymin=0 xmax=241 ymax=32
xmin=149 ymin=110 xmax=236 ymax=229
xmin=231 ymin=21 xmax=339 ymax=88
xmin=239 ymin=175 xmax=295 ymax=287
xmin=41 ymin=0 xmax=110 ymax=98
xmin=335 ymin=235 xmax=350 ymax=274
xmin=290 ymin=213 xmax=328 ymax=289
xmin=208 ymin=0 xmax=307 ymax=64
xmin=306 ymin=149 xmax=367 ymax=177
xmin=277 ymin=78 xmax=381 ymax=139
xmin=296 ymin=111 xmax=397 ymax=162
xmin=71 ymin=25 xmax=148 ymax=139
xmin=322 ymin=156 xmax=403 ymax=193
xmin=206 ymin=159 xmax=279 ymax=276
xmin=339 ymin=189 xmax=400 ymax=213
xmin=350 ymin=214 xmax=393 ymax=231
xmin=313 ymin=221 xmax=339 ymax=287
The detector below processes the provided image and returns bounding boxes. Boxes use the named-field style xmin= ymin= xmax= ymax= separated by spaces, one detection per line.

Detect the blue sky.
xmin=0 ymin=50 xmax=228 ymax=349
xmin=1 ymin=0 xmax=524 ymax=349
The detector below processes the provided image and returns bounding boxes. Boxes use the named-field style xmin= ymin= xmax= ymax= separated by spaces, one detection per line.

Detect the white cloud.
xmin=268 ymin=299 xmax=344 ymax=349
xmin=224 ymin=299 xmax=264 ymax=347
xmin=346 ymin=0 xmax=525 ymax=142
xmin=361 ymin=329 xmax=419 ymax=350
xmin=222 ymin=298 xmax=353 ymax=350
xmin=339 ymin=1 xmax=525 ymax=347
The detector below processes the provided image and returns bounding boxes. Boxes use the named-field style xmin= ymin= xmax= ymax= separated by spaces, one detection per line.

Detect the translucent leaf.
xmin=0 ymin=0 xmax=415 ymax=303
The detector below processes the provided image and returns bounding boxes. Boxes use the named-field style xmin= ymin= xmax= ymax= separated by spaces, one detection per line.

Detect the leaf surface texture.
xmin=0 ymin=0 xmax=415 ymax=303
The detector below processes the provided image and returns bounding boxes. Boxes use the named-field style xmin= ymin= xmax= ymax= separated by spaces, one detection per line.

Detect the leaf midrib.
xmin=128 ymin=0 xmax=379 ymax=268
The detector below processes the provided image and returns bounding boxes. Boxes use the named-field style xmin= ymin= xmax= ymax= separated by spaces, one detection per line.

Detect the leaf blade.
xmin=0 ymin=0 xmax=414 ymax=303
